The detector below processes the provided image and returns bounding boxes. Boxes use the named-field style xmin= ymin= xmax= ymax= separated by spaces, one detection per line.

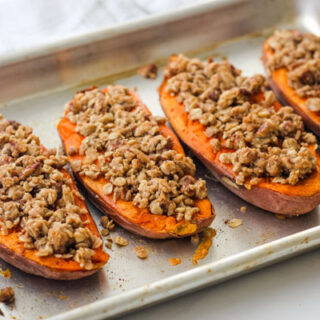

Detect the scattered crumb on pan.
xmin=101 ymin=228 xmax=110 ymax=237
xmin=100 ymin=216 xmax=116 ymax=248
xmin=114 ymin=236 xmax=128 ymax=247
xmin=0 ymin=287 xmax=14 ymax=304
xmin=240 ymin=206 xmax=247 ymax=213
xmin=169 ymin=258 xmax=181 ymax=266
xmin=228 ymin=218 xmax=243 ymax=228
xmin=105 ymin=236 xmax=113 ymax=249
xmin=134 ymin=246 xmax=148 ymax=259
xmin=192 ymin=228 xmax=216 ymax=265
xmin=138 ymin=64 xmax=158 ymax=79
xmin=100 ymin=216 xmax=115 ymax=231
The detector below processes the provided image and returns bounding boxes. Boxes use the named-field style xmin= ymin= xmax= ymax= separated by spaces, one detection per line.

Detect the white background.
xmin=1 ymin=1 xmax=320 ymax=319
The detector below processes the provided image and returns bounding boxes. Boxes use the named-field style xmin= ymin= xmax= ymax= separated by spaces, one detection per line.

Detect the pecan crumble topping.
xmin=266 ymin=30 xmax=320 ymax=111
xmin=0 ymin=115 xmax=101 ymax=270
xmin=164 ymin=54 xmax=317 ymax=186
xmin=65 ymin=85 xmax=208 ymax=222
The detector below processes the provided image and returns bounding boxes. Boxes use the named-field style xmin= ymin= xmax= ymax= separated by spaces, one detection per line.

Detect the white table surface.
xmin=120 ymin=249 xmax=320 ymax=320
xmin=1 ymin=1 xmax=319 ymax=319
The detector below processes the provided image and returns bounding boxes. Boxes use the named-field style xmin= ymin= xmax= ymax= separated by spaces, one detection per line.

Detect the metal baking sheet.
xmin=0 ymin=0 xmax=320 ymax=319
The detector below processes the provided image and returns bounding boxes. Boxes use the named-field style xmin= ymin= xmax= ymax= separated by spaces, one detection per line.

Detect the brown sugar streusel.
xmin=164 ymin=54 xmax=317 ymax=187
xmin=266 ymin=30 xmax=320 ymax=111
xmin=65 ymin=85 xmax=208 ymax=222
xmin=0 ymin=115 xmax=101 ymax=270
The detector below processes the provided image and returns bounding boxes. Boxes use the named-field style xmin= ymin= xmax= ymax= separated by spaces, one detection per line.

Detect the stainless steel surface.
xmin=0 ymin=0 xmax=319 ymax=319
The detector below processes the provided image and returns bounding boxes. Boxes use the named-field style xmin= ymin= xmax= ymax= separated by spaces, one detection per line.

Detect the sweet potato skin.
xmin=262 ymin=41 xmax=320 ymax=136
xmin=159 ymin=73 xmax=320 ymax=215
xmin=57 ymin=90 xmax=214 ymax=239
xmin=76 ymin=170 xmax=213 ymax=239
xmin=0 ymin=242 xmax=97 ymax=280
xmin=195 ymin=149 xmax=320 ymax=215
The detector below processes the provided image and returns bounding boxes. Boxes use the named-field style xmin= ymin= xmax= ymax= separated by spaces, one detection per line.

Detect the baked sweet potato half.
xmin=58 ymin=86 xmax=214 ymax=239
xmin=0 ymin=116 xmax=108 ymax=280
xmin=160 ymin=55 xmax=320 ymax=215
xmin=262 ymin=30 xmax=320 ymax=136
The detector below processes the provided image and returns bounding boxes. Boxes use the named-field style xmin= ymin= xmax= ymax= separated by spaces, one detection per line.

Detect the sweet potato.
xmin=57 ymin=89 xmax=214 ymax=239
xmin=160 ymin=57 xmax=320 ymax=215
xmin=262 ymin=41 xmax=320 ymax=136
xmin=0 ymin=168 xmax=108 ymax=280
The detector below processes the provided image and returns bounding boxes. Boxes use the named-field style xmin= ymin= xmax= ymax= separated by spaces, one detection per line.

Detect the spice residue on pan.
xmin=191 ymin=233 xmax=200 ymax=245
xmin=256 ymin=231 xmax=275 ymax=245
xmin=169 ymin=258 xmax=181 ymax=266
xmin=0 ymin=267 xmax=11 ymax=279
xmin=275 ymin=213 xmax=286 ymax=220
xmin=59 ymin=294 xmax=69 ymax=301
xmin=192 ymin=228 xmax=216 ymax=265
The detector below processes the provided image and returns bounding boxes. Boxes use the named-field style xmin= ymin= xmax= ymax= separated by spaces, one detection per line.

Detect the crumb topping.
xmin=65 ymin=86 xmax=208 ymax=222
xmin=266 ymin=30 xmax=320 ymax=110
xmin=164 ymin=54 xmax=317 ymax=186
xmin=0 ymin=116 xmax=101 ymax=270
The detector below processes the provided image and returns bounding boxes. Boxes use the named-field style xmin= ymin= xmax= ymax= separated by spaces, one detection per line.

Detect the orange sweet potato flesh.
xmin=57 ymin=89 xmax=214 ymax=239
xmin=0 ymin=169 xmax=108 ymax=280
xmin=262 ymin=41 xmax=320 ymax=136
xmin=159 ymin=57 xmax=320 ymax=215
